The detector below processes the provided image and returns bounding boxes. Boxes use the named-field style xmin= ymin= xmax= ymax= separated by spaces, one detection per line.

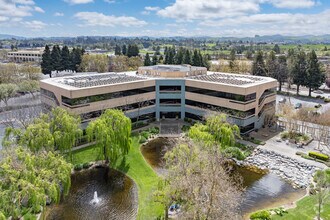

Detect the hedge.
xmin=249 ymin=210 xmax=271 ymax=220
xmin=308 ymin=151 xmax=329 ymax=161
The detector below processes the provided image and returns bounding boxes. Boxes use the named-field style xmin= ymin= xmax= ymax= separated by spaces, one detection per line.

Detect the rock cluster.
xmin=244 ymin=148 xmax=319 ymax=188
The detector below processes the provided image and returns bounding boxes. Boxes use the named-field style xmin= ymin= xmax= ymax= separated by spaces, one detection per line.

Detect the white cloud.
xmin=0 ymin=0 xmax=45 ymax=26
xmin=64 ymin=0 xmax=94 ymax=5
xmin=21 ymin=20 xmax=46 ymax=29
xmin=74 ymin=12 xmax=147 ymax=27
xmin=199 ymin=9 xmax=330 ymax=36
xmin=145 ymin=6 xmax=160 ymax=11
xmin=266 ymin=0 xmax=317 ymax=9
xmin=104 ymin=0 xmax=115 ymax=3
xmin=34 ymin=6 xmax=44 ymax=13
xmin=157 ymin=0 xmax=318 ymax=21
xmin=157 ymin=0 xmax=260 ymax=21
xmin=54 ymin=12 xmax=64 ymax=16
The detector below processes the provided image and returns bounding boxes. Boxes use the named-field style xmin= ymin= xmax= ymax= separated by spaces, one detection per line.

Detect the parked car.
xmin=279 ymin=97 xmax=287 ymax=103
xmin=294 ymin=103 xmax=302 ymax=109
xmin=313 ymin=90 xmax=324 ymax=94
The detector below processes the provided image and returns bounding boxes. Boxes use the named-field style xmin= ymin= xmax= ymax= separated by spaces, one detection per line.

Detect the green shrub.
xmin=0 ymin=212 xmax=6 ymax=220
xmin=302 ymin=154 xmax=314 ymax=160
xmin=181 ymin=125 xmax=191 ymax=132
xmin=148 ymin=127 xmax=159 ymax=134
xmin=249 ymin=210 xmax=271 ymax=220
xmin=83 ymin=162 xmax=92 ymax=169
xmin=139 ymin=136 xmax=147 ymax=144
xmin=308 ymin=151 xmax=329 ymax=161
xmin=74 ymin=164 xmax=83 ymax=171
xmin=23 ymin=212 xmax=37 ymax=220
xmin=280 ymin=131 xmax=289 ymax=139
xmin=271 ymin=207 xmax=288 ymax=216
xmin=324 ymin=98 xmax=330 ymax=103
xmin=223 ymin=147 xmax=246 ymax=160
xmin=141 ymin=131 xmax=150 ymax=139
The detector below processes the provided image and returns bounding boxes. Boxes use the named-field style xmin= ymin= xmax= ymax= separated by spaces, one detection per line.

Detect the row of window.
xmin=185 ymin=99 xmax=255 ymax=119
xmin=186 ymin=86 xmax=256 ymax=102
xmin=60 ymin=86 xmax=272 ymax=107
xmin=80 ymin=99 xmax=156 ymax=120
xmin=62 ymin=86 xmax=155 ymax=106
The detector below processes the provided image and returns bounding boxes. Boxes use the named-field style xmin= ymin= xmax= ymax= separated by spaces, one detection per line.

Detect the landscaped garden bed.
xmin=280 ymin=131 xmax=312 ymax=145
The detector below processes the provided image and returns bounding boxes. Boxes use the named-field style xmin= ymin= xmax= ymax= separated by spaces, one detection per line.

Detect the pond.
xmin=46 ymin=167 xmax=138 ymax=220
xmin=141 ymin=137 xmax=305 ymax=216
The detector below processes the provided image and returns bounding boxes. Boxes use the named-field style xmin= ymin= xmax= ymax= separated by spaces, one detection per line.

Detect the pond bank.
xmin=243 ymin=148 xmax=319 ymax=188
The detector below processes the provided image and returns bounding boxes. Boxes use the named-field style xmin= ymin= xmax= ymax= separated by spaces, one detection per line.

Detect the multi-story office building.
xmin=7 ymin=49 xmax=43 ymax=62
xmin=40 ymin=65 xmax=277 ymax=133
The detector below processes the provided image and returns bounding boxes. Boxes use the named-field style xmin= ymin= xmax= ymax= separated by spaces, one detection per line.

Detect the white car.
xmin=279 ymin=97 xmax=286 ymax=103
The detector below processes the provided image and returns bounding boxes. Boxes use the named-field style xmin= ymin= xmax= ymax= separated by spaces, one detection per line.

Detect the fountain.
xmin=92 ymin=191 xmax=100 ymax=204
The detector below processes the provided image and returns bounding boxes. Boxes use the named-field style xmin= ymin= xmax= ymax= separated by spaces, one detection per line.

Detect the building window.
xmin=185 ymin=99 xmax=255 ymax=118
xmin=186 ymin=86 xmax=256 ymax=102
xmin=62 ymin=86 xmax=155 ymax=106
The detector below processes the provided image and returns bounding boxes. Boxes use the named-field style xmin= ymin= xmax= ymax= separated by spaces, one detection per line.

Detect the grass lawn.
xmin=271 ymin=195 xmax=330 ymax=220
xmin=71 ymin=136 xmax=164 ymax=220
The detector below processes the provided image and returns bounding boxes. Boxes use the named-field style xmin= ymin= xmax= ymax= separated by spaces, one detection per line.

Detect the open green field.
xmin=271 ymin=195 xmax=330 ymax=220
xmin=71 ymin=136 xmax=164 ymax=220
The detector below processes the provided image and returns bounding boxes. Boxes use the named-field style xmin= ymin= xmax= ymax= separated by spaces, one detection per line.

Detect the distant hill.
xmin=0 ymin=34 xmax=25 ymax=40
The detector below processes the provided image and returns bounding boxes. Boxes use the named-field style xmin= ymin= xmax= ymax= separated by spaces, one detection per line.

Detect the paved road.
xmin=276 ymin=94 xmax=330 ymax=113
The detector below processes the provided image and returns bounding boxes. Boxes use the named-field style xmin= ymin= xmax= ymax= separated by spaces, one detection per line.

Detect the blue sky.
xmin=0 ymin=0 xmax=330 ymax=37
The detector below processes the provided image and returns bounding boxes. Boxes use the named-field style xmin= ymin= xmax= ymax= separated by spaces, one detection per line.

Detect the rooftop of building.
xmin=40 ymin=66 xmax=276 ymax=90
xmin=139 ymin=64 xmax=206 ymax=72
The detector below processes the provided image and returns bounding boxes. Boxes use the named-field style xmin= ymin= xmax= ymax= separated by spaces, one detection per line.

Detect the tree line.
xmin=251 ymin=49 xmax=325 ymax=96
xmin=41 ymin=45 xmax=85 ymax=77
xmin=0 ymin=64 xmax=41 ymax=108
xmin=114 ymin=44 xmax=140 ymax=57
xmin=144 ymin=46 xmax=210 ymax=69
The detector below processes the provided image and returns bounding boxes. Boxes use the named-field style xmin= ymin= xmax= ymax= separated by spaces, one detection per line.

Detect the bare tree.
xmin=3 ymin=105 xmax=42 ymax=129
xmin=156 ymin=141 xmax=242 ymax=220
xmin=313 ymin=169 xmax=330 ymax=220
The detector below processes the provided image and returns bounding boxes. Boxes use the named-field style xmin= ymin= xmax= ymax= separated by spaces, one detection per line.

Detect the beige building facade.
xmin=7 ymin=50 xmax=43 ymax=62
xmin=40 ymin=65 xmax=277 ymax=133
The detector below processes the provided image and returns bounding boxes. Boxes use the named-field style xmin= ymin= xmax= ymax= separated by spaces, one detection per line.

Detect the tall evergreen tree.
xmin=275 ymin=55 xmax=288 ymax=92
xmin=192 ymin=50 xmax=201 ymax=66
xmin=229 ymin=49 xmax=236 ymax=70
xmin=41 ymin=45 xmax=53 ymax=77
xmin=152 ymin=53 xmax=158 ymax=65
xmin=183 ymin=49 xmax=191 ymax=65
xmin=115 ymin=45 xmax=121 ymax=55
xmin=266 ymin=50 xmax=276 ymax=77
xmin=291 ymin=51 xmax=307 ymax=95
xmin=144 ymin=53 xmax=151 ymax=66
xmin=61 ymin=46 xmax=71 ymax=71
xmin=70 ymin=47 xmax=84 ymax=72
xmin=306 ymin=50 xmax=325 ymax=96
xmin=251 ymin=50 xmax=266 ymax=76
xmin=51 ymin=45 xmax=62 ymax=71
xmin=273 ymin=44 xmax=281 ymax=54
xmin=175 ymin=47 xmax=184 ymax=64
xmin=122 ymin=44 xmax=127 ymax=56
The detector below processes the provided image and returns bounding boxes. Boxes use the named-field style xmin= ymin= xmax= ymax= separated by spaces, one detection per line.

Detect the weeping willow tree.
xmin=49 ymin=107 xmax=83 ymax=157
xmin=86 ymin=109 xmax=131 ymax=166
xmin=0 ymin=147 xmax=72 ymax=219
xmin=3 ymin=107 xmax=82 ymax=159
xmin=187 ymin=114 xmax=246 ymax=160
xmin=188 ymin=123 xmax=215 ymax=146
xmin=205 ymin=114 xmax=240 ymax=147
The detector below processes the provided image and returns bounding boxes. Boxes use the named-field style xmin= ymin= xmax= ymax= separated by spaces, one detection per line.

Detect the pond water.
xmin=141 ymin=138 xmax=305 ymax=216
xmin=46 ymin=167 xmax=138 ymax=220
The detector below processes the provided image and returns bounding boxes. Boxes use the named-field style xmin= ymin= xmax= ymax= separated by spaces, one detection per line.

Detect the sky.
xmin=0 ymin=0 xmax=330 ymax=38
